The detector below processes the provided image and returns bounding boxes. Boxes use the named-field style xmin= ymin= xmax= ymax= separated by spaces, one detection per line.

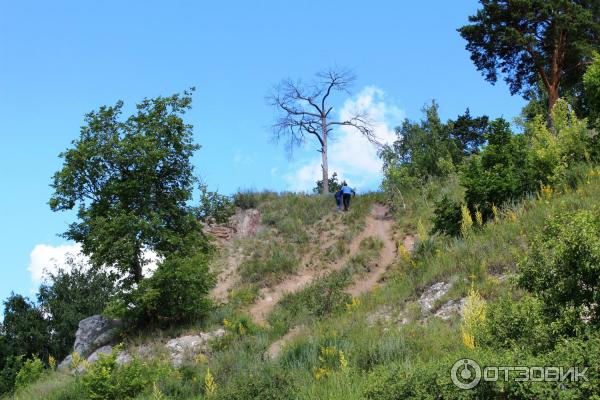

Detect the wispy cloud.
xmin=284 ymin=86 xmax=403 ymax=192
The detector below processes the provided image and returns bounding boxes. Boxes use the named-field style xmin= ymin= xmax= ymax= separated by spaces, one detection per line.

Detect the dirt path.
xmin=249 ymin=204 xmax=405 ymax=324
xmin=345 ymin=204 xmax=397 ymax=297
xmin=210 ymin=248 xmax=242 ymax=303
xmin=265 ymin=325 xmax=304 ymax=359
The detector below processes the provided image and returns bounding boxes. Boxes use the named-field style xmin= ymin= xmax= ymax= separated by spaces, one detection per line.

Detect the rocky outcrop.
xmin=418 ymin=282 xmax=451 ymax=314
xmin=166 ymin=329 xmax=225 ymax=367
xmin=58 ymin=315 xmax=122 ymax=370
xmin=203 ymin=208 xmax=262 ymax=241
xmin=434 ymin=298 xmax=467 ymax=320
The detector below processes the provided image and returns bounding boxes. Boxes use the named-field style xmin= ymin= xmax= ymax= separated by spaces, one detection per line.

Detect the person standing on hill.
xmin=334 ymin=188 xmax=343 ymax=211
xmin=340 ymin=181 xmax=355 ymax=211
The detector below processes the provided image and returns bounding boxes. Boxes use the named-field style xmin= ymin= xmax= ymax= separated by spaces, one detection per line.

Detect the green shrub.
xmin=125 ymin=253 xmax=215 ymax=327
xmin=478 ymin=295 xmax=552 ymax=354
xmin=198 ymin=185 xmax=235 ymax=224
xmin=364 ymin=335 xmax=600 ymax=399
xmin=518 ymin=209 xmax=600 ymax=327
xmin=14 ymin=357 xmax=45 ymax=390
xmin=81 ymin=346 xmax=171 ymax=400
xmin=0 ymin=355 xmax=24 ymax=394
xmin=460 ymin=118 xmax=534 ymax=219
xmin=314 ymin=171 xmax=342 ymax=194
xmin=431 ymin=195 xmax=462 ymax=236
xmin=233 ymin=190 xmax=276 ymax=209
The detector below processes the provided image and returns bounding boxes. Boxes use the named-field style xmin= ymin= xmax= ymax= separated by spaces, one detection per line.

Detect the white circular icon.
xmin=451 ymin=358 xmax=481 ymax=389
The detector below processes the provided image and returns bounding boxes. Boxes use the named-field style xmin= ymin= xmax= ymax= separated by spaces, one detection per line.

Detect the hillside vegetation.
xmin=6 ymin=2 xmax=600 ymax=399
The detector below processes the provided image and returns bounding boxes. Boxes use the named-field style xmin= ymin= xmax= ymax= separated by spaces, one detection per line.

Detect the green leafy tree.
xmin=49 ymin=90 xmax=208 ymax=286
xmin=2 ymin=294 xmax=49 ymax=361
xmin=380 ymin=101 xmax=457 ymax=188
xmin=0 ymin=355 xmax=23 ymax=395
xmin=197 ymin=184 xmax=235 ymax=224
xmin=460 ymin=118 xmax=533 ymax=218
xmin=447 ymin=108 xmax=489 ymax=158
xmin=313 ymin=172 xmax=342 ymax=194
xmin=37 ymin=260 xmax=116 ymax=360
xmin=129 ymin=254 xmax=215 ymax=327
xmin=459 ymin=0 xmax=600 ymax=112
xmin=584 ymin=52 xmax=600 ymax=124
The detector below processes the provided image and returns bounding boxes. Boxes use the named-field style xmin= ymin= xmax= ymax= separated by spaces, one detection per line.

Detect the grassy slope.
xmin=12 ymin=171 xmax=600 ymax=399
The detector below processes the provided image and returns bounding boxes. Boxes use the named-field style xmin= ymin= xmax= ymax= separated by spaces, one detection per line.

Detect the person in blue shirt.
xmin=340 ymin=181 xmax=355 ymax=211
xmin=334 ymin=189 xmax=343 ymax=210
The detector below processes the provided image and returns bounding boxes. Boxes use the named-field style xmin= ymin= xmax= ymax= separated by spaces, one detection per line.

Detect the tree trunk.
xmin=132 ymin=244 xmax=143 ymax=283
xmin=321 ymin=116 xmax=329 ymax=193
xmin=548 ymin=84 xmax=559 ymax=114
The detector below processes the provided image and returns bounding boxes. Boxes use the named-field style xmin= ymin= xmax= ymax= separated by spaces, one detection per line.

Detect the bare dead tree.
xmin=268 ymin=69 xmax=376 ymax=193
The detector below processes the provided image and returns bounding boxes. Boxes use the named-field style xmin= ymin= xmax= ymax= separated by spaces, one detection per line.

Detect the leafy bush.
xmin=431 ymin=195 xmax=462 ymax=236
xmin=198 ymin=184 xmax=235 ymax=224
xmin=460 ymin=118 xmax=534 ymax=219
xmin=124 ymin=254 xmax=215 ymax=327
xmin=14 ymin=357 xmax=45 ymax=390
xmin=233 ymin=190 xmax=260 ymax=210
xmin=364 ymin=334 xmax=600 ymax=399
xmin=477 ymin=295 xmax=552 ymax=354
xmin=81 ymin=346 xmax=171 ymax=400
xmin=313 ymin=171 xmax=342 ymax=194
xmin=518 ymin=209 xmax=600 ymax=326
xmin=0 ymin=355 xmax=23 ymax=394
xmin=526 ymin=99 xmax=592 ymax=183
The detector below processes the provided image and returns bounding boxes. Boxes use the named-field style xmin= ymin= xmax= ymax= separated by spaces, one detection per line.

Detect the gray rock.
xmin=166 ymin=329 xmax=225 ymax=367
xmin=115 ymin=351 xmax=133 ymax=365
xmin=58 ymin=355 xmax=73 ymax=371
xmin=74 ymin=315 xmax=123 ymax=359
xmin=418 ymin=282 xmax=451 ymax=314
xmin=434 ymin=298 xmax=467 ymax=320
xmin=58 ymin=315 xmax=122 ymax=371
xmin=86 ymin=345 xmax=113 ymax=363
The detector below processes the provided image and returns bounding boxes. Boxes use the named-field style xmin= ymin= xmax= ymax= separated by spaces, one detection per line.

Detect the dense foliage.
xmin=313 ymin=172 xmax=342 ymax=194
xmin=38 ymin=261 xmax=115 ymax=360
xmin=197 ymin=185 xmax=235 ymax=224
xmin=381 ymin=103 xmax=489 ymax=189
xmin=459 ymin=0 xmax=600 ymax=111
xmin=49 ymin=89 xmax=207 ymax=287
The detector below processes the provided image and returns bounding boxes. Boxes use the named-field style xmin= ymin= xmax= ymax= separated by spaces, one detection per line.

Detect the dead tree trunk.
xmin=321 ymin=115 xmax=329 ymax=193
xmin=269 ymin=69 xmax=376 ymax=193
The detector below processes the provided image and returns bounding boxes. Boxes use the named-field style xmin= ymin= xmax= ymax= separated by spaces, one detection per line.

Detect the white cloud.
xmin=28 ymin=243 xmax=87 ymax=283
xmin=284 ymin=86 xmax=403 ymax=192
xmin=28 ymin=243 xmax=160 ymax=284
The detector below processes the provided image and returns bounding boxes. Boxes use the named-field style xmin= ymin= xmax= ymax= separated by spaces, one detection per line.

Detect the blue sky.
xmin=0 ymin=1 xmax=525 ymax=305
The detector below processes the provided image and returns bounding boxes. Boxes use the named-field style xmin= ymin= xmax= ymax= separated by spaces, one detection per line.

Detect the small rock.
xmin=166 ymin=329 xmax=225 ymax=367
xmin=86 ymin=345 xmax=113 ymax=363
xmin=115 ymin=351 xmax=133 ymax=365
xmin=418 ymin=282 xmax=451 ymax=314
xmin=434 ymin=298 xmax=467 ymax=320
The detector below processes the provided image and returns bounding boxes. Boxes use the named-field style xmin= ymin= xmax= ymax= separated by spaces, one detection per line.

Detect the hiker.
xmin=340 ymin=181 xmax=355 ymax=211
xmin=334 ymin=188 xmax=343 ymax=210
